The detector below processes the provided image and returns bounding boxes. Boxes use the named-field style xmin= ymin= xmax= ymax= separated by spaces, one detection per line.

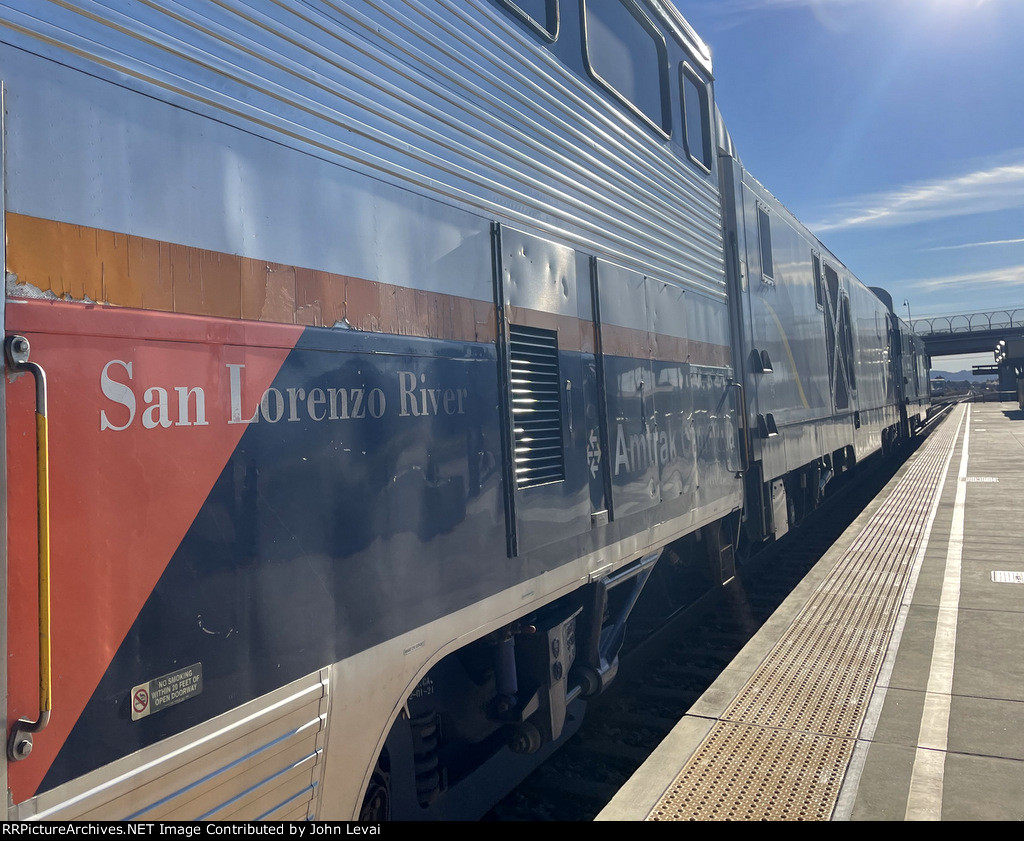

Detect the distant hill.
xmin=931 ymin=369 xmax=995 ymax=381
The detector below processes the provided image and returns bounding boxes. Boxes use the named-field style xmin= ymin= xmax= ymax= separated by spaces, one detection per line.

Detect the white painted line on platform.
xmin=833 ymin=405 xmax=966 ymax=821
xmin=905 ymin=405 xmax=971 ymax=821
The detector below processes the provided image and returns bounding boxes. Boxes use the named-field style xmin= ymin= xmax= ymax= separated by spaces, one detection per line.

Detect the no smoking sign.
xmin=130 ymin=663 xmax=203 ymax=721
xmin=133 ymin=688 xmax=150 ymax=715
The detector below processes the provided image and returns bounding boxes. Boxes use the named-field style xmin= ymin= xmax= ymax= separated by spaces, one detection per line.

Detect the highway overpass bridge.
xmin=910 ymin=307 xmax=1024 ymax=359
xmin=910 ymin=307 xmax=1024 ymax=390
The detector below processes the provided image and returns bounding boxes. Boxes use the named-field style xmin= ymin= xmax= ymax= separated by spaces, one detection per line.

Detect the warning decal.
xmin=130 ymin=663 xmax=204 ymax=721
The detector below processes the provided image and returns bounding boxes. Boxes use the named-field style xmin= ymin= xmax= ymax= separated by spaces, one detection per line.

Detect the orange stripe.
xmin=600 ymin=322 xmax=732 ymax=368
xmin=504 ymin=305 xmax=596 ymax=354
xmin=5 ymin=213 xmax=496 ymax=343
xmin=6 ymin=212 xmax=730 ymax=366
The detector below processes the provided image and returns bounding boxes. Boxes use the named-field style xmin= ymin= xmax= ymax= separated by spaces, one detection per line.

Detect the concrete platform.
xmin=597 ymin=402 xmax=1024 ymax=821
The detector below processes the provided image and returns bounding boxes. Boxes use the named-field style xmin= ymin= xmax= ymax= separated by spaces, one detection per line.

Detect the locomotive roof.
xmin=651 ymin=0 xmax=714 ymax=76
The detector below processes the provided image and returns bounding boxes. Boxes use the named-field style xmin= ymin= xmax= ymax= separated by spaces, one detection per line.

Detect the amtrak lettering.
xmin=611 ymin=417 xmax=732 ymax=477
xmin=98 ymin=360 xmax=468 ymax=430
xmin=613 ymin=421 xmax=690 ymax=476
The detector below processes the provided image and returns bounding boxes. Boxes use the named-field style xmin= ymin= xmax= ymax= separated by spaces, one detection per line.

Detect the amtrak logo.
xmin=587 ymin=429 xmax=602 ymax=477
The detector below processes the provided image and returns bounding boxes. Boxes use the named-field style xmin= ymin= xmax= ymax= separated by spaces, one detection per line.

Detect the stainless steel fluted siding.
xmin=0 ymin=0 xmax=726 ymax=298
xmin=17 ymin=671 xmax=329 ymax=820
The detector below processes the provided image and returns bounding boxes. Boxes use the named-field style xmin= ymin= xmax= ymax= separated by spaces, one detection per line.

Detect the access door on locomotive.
xmin=495 ymin=225 xmax=741 ymax=560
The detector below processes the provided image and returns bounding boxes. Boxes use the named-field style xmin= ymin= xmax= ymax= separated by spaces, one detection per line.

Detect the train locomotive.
xmin=0 ymin=0 xmax=929 ymax=821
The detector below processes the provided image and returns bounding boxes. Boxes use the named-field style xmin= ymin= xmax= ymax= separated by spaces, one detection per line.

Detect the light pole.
xmin=903 ymin=299 xmax=912 ymax=329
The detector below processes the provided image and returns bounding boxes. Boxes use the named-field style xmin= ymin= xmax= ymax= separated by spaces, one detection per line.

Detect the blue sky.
xmin=679 ymin=0 xmax=1024 ymax=370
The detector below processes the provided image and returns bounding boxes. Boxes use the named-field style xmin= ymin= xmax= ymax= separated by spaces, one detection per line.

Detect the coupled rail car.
xmin=0 ymin=0 xmax=928 ymax=821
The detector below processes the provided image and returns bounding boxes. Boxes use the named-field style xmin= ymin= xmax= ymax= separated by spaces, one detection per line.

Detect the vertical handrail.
xmin=729 ymin=380 xmax=750 ymax=474
xmin=5 ymin=335 xmax=51 ymax=762
xmin=564 ymin=379 xmax=573 ymax=435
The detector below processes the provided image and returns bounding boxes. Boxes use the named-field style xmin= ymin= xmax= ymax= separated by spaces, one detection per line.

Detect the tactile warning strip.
xmin=647 ymin=724 xmax=852 ymax=821
xmin=647 ymin=407 xmax=966 ymax=820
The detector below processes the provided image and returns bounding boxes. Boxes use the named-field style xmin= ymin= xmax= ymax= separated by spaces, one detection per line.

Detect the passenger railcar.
xmin=0 ymin=0 xmax=922 ymax=821
xmin=719 ymin=153 xmax=929 ymax=541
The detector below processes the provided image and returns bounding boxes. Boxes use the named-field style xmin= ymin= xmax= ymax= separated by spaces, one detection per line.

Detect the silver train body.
xmin=0 ymin=0 xmax=928 ymax=821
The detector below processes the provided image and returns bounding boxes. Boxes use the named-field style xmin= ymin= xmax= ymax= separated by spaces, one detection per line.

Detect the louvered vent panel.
xmin=509 ymin=324 xmax=564 ymax=488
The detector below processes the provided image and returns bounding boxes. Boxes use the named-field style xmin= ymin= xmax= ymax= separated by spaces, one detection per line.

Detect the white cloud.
xmin=925 ymin=237 xmax=1024 ymax=252
xmin=698 ymin=0 xmax=892 ymax=15
xmin=708 ymin=0 xmax=992 ymax=10
xmin=810 ymin=159 xmax=1024 ymax=232
xmin=694 ymin=0 xmax=1001 ymax=34
xmin=910 ymin=264 xmax=1024 ymax=291
xmin=706 ymin=0 xmax=850 ymax=8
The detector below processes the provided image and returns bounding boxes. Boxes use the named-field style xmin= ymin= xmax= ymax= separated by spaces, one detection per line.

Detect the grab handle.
xmin=729 ymin=380 xmax=750 ymax=474
xmin=5 ymin=335 xmax=52 ymax=762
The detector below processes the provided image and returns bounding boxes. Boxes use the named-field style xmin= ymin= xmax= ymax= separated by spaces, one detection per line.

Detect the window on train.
xmin=582 ymin=0 xmax=670 ymax=136
xmin=812 ymin=252 xmax=824 ymax=310
xmin=841 ymin=295 xmax=857 ymax=390
xmin=495 ymin=0 xmax=559 ymax=41
xmin=885 ymin=322 xmax=895 ymax=397
xmin=757 ymin=205 xmax=774 ymax=283
xmin=680 ymin=63 xmax=712 ymax=170
xmin=823 ymin=263 xmax=849 ymax=409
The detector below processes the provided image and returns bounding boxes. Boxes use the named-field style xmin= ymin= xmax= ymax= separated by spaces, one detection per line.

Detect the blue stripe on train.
xmin=43 ymin=328 xmax=507 ymax=791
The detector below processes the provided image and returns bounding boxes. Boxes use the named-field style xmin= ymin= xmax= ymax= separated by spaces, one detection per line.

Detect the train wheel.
xmin=360 ymin=757 xmax=391 ymax=821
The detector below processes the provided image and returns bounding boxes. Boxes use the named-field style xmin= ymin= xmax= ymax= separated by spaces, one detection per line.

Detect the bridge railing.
xmin=911 ymin=307 xmax=1024 ymax=335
